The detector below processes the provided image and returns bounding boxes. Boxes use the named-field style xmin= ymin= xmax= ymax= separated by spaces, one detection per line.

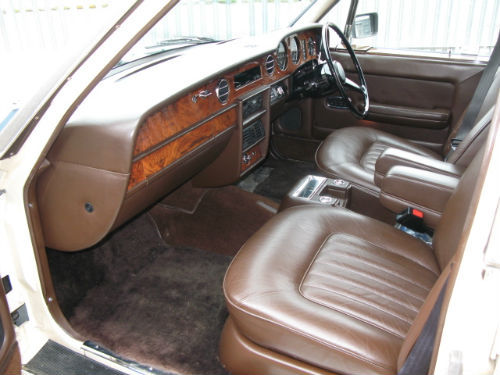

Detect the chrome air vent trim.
xmin=216 ymin=79 xmax=230 ymax=104
xmin=265 ymin=55 xmax=275 ymax=76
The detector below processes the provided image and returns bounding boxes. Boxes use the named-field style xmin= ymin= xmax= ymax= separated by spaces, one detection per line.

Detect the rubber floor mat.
xmin=25 ymin=340 xmax=127 ymax=375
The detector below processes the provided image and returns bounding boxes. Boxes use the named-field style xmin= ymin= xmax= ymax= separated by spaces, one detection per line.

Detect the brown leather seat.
xmin=220 ymin=149 xmax=482 ymax=374
xmin=315 ymin=70 xmax=499 ymax=193
xmin=316 ymin=127 xmax=441 ymax=192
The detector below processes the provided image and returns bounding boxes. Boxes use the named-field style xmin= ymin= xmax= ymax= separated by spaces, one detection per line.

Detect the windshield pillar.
xmin=344 ymin=0 xmax=359 ymax=41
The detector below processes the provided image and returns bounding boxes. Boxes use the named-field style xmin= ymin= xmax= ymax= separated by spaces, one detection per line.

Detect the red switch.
xmin=412 ymin=208 xmax=424 ymax=218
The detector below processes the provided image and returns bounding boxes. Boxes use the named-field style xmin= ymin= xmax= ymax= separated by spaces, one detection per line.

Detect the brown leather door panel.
xmin=0 ymin=282 xmax=20 ymax=375
xmin=367 ymin=103 xmax=450 ymax=129
xmin=310 ymin=52 xmax=484 ymax=150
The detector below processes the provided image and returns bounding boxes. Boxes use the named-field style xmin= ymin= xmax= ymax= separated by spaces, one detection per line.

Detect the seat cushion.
xmin=315 ymin=127 xmax=441 ymax=193
xmin=224 ymin=205 xmax=440 ymax=375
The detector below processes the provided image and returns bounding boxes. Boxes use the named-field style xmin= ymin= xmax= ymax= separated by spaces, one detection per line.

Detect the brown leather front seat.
xmin=316 ymin=127 xmax=442 ymax=192
xmin=315 ymin=70 xmax=499 ymax=193
xmin=220 ymin=150 xmax=482 ymax=374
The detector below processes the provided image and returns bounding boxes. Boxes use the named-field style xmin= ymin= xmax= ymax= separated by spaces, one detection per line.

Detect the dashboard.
xmin=36 ymin=25 xmax=323 ymax=251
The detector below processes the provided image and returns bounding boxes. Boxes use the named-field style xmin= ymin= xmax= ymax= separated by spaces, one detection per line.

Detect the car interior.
xmin=23 ymin=6 xmax=500 ymax=375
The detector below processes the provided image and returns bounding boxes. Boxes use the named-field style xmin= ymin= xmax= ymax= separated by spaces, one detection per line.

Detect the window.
xmin=322 ymin=0 xmax=500 ymax=59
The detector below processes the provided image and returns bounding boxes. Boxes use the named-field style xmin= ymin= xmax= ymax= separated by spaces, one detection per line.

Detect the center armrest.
xmin=380 ymin=166 xmax=459 ymax=228
xmin=374 ymin=148 xmax=464 ymax=187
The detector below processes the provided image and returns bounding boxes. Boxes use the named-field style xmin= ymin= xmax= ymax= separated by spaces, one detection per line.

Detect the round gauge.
xmin=308 ymin=37 xmax=316 ymax=57
xmin=277 ymin=41 xmax=287 ymax=70
xmin=290 ymin=37 xmax=300 ymax=64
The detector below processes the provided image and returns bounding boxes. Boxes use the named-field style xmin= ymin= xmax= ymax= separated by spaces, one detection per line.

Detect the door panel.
xmin=311 ymin=52 xmax=484 ymax=151
xmin=367 ymin=103 xmax=450 ymax=129
xmin=0 ymin=283 xmax=20 ymax=375
xmin=273 ymin=51 xmax=484 ymax=158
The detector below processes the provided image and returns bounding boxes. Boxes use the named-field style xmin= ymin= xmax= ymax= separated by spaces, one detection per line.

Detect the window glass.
xmin=0 ymin=0 xmax=135 ymax=117
xmin=121 ymin=0 xmax=316 ymax=66
xmin=352 ymin=0 xmax=499 ymax=58
xmin=317 ymin=0 xmax=351 ymax=50
xmin=1 ymin=0 xmax=316 ymax=115
xmin=321 ymin=0 xmax=500 ymax=59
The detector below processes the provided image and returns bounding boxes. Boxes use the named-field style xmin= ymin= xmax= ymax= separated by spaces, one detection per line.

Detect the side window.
xmin=323 ymin=0 xmax=499 ymax=59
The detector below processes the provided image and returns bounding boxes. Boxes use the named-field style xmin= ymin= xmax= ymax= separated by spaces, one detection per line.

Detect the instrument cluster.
xmin=275 ymin=32 xmax=319 ymax=72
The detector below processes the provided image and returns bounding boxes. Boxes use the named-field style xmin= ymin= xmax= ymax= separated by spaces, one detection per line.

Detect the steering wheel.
xmin=320 ymin=23 xmax=369 ymax=118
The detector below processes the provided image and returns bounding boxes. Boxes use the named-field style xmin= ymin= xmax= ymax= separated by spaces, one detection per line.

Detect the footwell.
xmin=48 ymin=213 xmax=231 ymax=375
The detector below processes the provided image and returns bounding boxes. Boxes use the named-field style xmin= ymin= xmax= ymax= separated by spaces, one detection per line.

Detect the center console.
xmin=193 ymin=86 xmax=272 ymax=186
xmin=281 ymin=146 xmax=464 ymax=229
xmin=193 ymin=74 xmax=290 ymax=187
xmin=279 ymin=175 xmax=351 ymax=211
xmin=240 ymin=88 xmax=269 ymax=174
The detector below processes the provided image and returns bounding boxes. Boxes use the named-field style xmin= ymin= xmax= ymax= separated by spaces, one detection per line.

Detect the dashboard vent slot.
xmin=242 ymin=120 xmax=265 ymax=151
xmin=216 ymin=79 xmax=230 ymax=103
xmin=265 ymin=55 xmax=275 ymax=76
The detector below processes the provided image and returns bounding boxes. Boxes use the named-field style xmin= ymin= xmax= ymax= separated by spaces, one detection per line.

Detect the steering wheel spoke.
xmin=320 ymin=23 xmax=369 ymax=118
xmin=344 ymin=77 xmax=363 ymax=93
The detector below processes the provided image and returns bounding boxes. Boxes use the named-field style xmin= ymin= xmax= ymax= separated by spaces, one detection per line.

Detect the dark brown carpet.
xmin=150 ymin=185 xmax=277 ymax=256
xmin=48 ymin=213 xmax=231 ymax=375
xmin=47 ymin=212 xmax=168 ymax=318
xmin=160 ymin=181 xmax=208 ymax=214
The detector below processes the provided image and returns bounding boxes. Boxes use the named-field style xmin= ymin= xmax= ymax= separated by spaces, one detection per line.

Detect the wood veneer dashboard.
xmin=36 ymin=25 xmax=322 ymax=251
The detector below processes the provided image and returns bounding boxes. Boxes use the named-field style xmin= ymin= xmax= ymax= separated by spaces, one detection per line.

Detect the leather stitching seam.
xmin=309 ymin=261 xmax=425 ymax=307
xmin=321 ymin=233 xmax=439 ymax=276
xmin=300 ymin=283 xmax=409 ymax=338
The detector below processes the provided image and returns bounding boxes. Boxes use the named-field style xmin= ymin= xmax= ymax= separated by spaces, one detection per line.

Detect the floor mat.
xmin=238 ymin=157 xmax=321 ymax=202
xmin=49 ymin=213 xmax=232 ymax=375
xmin=25 ymin=340 xmax=132 ymax=375
xmin=149 ymin=185 xmax=277 ymax=256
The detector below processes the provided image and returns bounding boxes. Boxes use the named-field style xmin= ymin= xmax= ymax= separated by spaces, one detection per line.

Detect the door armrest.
xmin=367 ymin=103 xmax=450 ymax=128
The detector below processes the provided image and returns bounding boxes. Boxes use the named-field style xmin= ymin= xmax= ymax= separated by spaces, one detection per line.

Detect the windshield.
xmin=119 ymin=0 xmax=316 ymax=65
xmin=0 ymin=0 xmax=136 ymax=127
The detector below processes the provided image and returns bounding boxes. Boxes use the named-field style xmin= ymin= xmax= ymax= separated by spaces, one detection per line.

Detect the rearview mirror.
xmin=353 ymin=13 xmax=378 ymax=39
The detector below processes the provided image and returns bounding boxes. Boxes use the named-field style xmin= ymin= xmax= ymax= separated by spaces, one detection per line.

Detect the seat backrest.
xmin=442 ymin=68 xmax=500 ymax=165
xmin=433 ymin=147 xmax=484 ymax=270
xmin=397 ymin=141 xmax=486 ymax=371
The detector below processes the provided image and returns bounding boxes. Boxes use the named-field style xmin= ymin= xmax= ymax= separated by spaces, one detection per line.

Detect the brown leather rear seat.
xmin=221 ymin=149 xmax=483 ymax=374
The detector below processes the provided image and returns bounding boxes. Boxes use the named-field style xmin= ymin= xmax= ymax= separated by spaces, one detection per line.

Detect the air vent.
xmin=265 ymin=55 xmax=275 ymax=76
xmin=216 ymin=79 xmax=230 ymax=104
xmin=242 ymin=120 xmax=265 ymax=151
